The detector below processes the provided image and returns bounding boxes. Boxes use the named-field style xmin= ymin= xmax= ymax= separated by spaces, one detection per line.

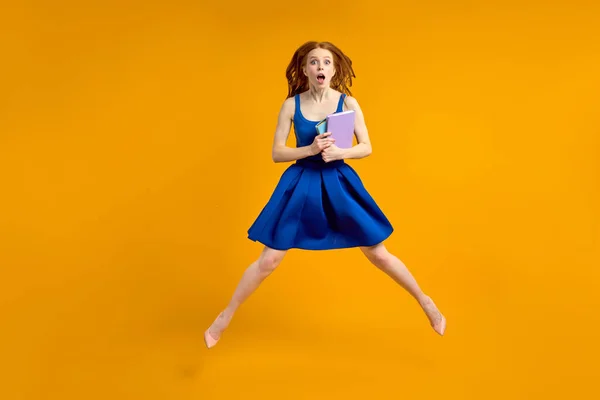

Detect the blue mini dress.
xmin=247 ymin=93 xmax=394 ymax=251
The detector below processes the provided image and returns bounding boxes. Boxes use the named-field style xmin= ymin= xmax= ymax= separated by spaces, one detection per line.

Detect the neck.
xmin=307 ymin=85 xmax=332 ymax=102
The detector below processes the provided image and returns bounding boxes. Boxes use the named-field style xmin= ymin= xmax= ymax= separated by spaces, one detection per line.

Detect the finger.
xmin=321 ymin=132 xmax=332 ymax=137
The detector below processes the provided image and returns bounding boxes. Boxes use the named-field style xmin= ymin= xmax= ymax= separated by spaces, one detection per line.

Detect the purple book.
xmin=326 ymin=110 xmax=355 ymax=148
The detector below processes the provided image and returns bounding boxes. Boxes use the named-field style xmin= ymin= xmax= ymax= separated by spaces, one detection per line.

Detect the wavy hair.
xmin=285 ymin=41 xmax=356 ymax=98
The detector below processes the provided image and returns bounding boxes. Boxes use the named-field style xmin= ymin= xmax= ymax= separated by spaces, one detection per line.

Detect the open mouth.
xmin=317 ymin=73 xmax=325 ymax=84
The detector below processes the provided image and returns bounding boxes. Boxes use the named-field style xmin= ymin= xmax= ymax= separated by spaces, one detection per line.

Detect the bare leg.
xmin=206 ymin=246 xmax=287 ymax=344
xmin=360 ymin=242 xmax=446 ymax=335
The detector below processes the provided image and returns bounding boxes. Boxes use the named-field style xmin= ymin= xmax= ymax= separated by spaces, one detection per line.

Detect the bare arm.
xmin=340 ymin=96 xmax=372 ymax=159
xmin=271 ymin=97 xmax=315 ymax=163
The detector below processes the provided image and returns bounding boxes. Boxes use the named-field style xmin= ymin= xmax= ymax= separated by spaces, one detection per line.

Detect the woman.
xmin=204 ymin=41 xmax=446 ymax=349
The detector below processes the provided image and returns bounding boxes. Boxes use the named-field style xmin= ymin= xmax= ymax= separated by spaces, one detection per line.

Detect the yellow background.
xmin=1 ymin=0 xmax=599 ymax=398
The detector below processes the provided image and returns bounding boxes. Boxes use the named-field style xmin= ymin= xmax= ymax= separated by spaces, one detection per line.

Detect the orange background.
xmin=1 ymin=1 xmax=599 ymax=399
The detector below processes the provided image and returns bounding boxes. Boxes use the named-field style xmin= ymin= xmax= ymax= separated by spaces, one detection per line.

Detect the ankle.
xmin=417 ymin=294 xmax=432 ymax=307
xmin=222 ymin=308 xmax=236 ymax=321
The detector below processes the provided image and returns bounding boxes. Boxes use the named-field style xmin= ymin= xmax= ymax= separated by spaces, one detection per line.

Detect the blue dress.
xmin=247 ymin=93 xmax=394 ymax=251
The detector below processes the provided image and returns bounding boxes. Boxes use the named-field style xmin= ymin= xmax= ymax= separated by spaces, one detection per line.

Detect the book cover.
xmin=326 ymin=110 xmax=355 ymax=148
xmin=315 ymin=118 xmax=327 ymax=135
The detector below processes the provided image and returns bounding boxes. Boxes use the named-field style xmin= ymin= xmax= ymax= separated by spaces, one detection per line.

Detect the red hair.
xmin=285 ymin=41 xmax=356 ymax=98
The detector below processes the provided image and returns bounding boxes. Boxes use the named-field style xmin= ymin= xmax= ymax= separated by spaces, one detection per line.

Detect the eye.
xmin=325 ymin=60 xmax=331 ymax=64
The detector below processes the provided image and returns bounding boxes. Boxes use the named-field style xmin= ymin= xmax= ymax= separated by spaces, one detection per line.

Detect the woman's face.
xmin=304 ymin=48 xmax=335 ymax=88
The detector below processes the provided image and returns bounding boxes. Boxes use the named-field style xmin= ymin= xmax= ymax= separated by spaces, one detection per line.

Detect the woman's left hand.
xmin=321 ymin=143 xmax=345 ymax=163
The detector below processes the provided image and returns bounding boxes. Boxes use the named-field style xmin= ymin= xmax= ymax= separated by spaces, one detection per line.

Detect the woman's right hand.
xmin=310 ymin=132 xmax=335 ymax=155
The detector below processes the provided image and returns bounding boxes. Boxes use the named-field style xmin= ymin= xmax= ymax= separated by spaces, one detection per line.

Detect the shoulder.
xmin=343 ymin=95 xmax=361 ymax=111
xmin=280 ymin=96 xmax=296 ymax=119
xmin=283 ymin=95 xmax=296 ymax=107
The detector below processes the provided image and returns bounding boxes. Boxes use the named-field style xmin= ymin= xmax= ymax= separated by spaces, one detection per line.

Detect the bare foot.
xmin=419 ymin=296 xmax=446 ymax=336
xmin=207 ymin=311 xmax=232 ymax=341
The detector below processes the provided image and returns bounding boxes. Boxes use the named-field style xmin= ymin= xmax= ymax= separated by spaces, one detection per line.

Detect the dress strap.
xmin=294 ymin=93 xmax=301 ymax=116
xmin=336 ymin=93 xmax=347 ymax=112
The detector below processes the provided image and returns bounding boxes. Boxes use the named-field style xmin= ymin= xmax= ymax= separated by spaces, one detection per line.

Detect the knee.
xmin=257 ymin=251 xmax=283 ymax=275
xmin=372 ymin=251 xmax=392 ymax=267
xmin=363 ymin=245 xmax=393 ymax=267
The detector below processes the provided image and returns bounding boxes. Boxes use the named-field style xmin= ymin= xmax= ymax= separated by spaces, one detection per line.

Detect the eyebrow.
xmin=309 ymin=56 xmax=332 ymax=59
